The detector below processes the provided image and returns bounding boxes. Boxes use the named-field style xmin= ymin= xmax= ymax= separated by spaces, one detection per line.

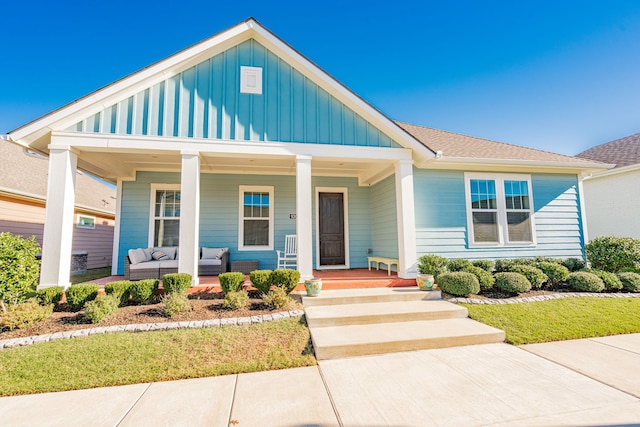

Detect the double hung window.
xmin=238 ymin=185 xmax=274 ymax=250
xmin=465 ymin=174 xmax=535 ymax=246
xmin=150 ymin=185 xmax=181 ymax=247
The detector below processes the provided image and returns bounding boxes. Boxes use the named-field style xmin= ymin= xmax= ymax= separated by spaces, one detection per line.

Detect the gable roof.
xmin=397 ymin=121 xmax=610 ymax=170
xmin=0 ymin=139 xmax=116 ymax=215
xmin=576 ymin=132 xmax=640 ymax=168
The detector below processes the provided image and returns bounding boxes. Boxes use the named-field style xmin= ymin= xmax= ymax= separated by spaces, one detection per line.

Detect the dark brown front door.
xmin=319 ymin=192 xmax=345 ymax=266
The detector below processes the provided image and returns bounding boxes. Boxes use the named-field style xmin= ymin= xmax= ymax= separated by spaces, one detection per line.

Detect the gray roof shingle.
xmin=576 ymin=133 xmax=640 ymax=168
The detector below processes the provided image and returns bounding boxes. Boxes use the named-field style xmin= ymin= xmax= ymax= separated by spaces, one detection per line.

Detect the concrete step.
xmin=310 ymin=318 xmax=506 ymax=360
xmin=305 ymin=300 xmax=467 ymax=327
xmin=302 ymin=287 xmax=441 ymax=307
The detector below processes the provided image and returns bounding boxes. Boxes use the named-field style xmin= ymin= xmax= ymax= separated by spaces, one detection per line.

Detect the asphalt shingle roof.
xmin=396 ymin=121 xmax=594 ymax=164
xmin=0 ymin=140 xmax=116 ymax=213
xmin=576 ymin=133 xmax=640 ymax=168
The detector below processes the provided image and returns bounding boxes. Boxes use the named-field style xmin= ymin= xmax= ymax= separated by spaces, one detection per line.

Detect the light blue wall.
xmin=69 ymin=39 xmax=400 ymax=148
xmin=370 ymin=175 xmax=398 ymax=258
xmin=413 ymin=169 xmax=584 ymax=260
xmin=117 ymin=172 xmax=374 ymax=274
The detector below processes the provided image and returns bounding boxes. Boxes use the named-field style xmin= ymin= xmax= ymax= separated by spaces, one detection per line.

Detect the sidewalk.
xmin=1 ymin=334 xmax=639 ymax=426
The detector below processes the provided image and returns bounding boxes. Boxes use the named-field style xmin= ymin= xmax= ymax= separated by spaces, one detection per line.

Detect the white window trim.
xmin=148 ymin=183 xmax=181 ymax=248
xmin=238 ymin=185 xmax=274 ymax=251
xmin=315 ymin=187 xmax=350 ymax=269
xmin=240 ymin=66 xmax=263 ymax=94
xmin=76 ymin=214 xmax=96 ymax=229
xmin=464 ymin=173 xmax=537 ymax=248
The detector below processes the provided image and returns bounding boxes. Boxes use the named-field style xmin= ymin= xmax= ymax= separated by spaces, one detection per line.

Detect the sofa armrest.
xmin=220 ymin=250 xmax=229 ymax=273
xmin=124 ymin=256 xmax=131 ymax=280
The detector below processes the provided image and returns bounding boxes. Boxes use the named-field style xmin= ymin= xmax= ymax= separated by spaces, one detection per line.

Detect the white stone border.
xmin=449 ymin=292 xmax=640 ymax=305
xmin=0 ymin=309 xmax=305 ymax=350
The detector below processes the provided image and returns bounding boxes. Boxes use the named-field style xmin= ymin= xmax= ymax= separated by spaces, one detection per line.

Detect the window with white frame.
xmin=150 ymin=185 xmax=181 ymax=247
xmin=238 ymin=185 xmax=274 ymax=250
xmin=76 ymin=214 xmax=95 ymax=229
xmin=465 ymin=173 xmax=535 ymax=246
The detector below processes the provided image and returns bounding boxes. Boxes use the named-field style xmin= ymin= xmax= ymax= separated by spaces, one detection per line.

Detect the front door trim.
xmin=315 ymin=187 xmax=350 ymax=270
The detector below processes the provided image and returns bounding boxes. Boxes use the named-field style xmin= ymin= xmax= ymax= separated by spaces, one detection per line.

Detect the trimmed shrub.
xmin=129 ymin=279 xmax=159 ymax=303
xmin=104 ymin=280 xmax=132 ymax=306
xmin=471 ymin=259 xmax=494 ymax=273
xmin=0 ymin=232 xmax=41 ymax=310
xmin=162 ymin=273 xmax=192 ymax=294
xmin=84 ymin=294 xmax=119 ymax=323
xmin=219 ymin=272 xmax=245 ymax=294
xmin=561 ymin=258 xmax=586 ymax=272
xmin=250 ymin=270 xmax=273 ymax=294
xmin=494 ymin=272 xmax=532 ymax=294
xmin=620 ymin=267 xmax=640 ymax=274
xmin=262 ymin=287 xmax=292 ymax=310
xmin=271 ymin=269 xmax=301 ymax=295
xmin=447 ymin=259 xmax=473 ymax=272
xmin=585 ymin=269 xmax=623 ymax=292
xmin=585 ymin=236 xmax=640 ymax=272
xmin=567 ymin=272 xmax=604 ymax=293
xmin=162 ymin=292 xmax=191 ymax=317
xmin=461 ymin=265 xmax=495 ymax=291
xmin=494 ymin=259 xmax=518 ymax=272
xmin=65 ymin=283 xmax=100 ymax=311
xmin=510 ymin=265 xmax=548 ymax=289
xmin=534 ymin=262 xmax=570 ymax=286
xmin=617 ymin=272 xmax=640 ymax=292
xmin=417 ymin=254 xmax=449 ymax=280
xmin=437 ymin=272 xmax=480 ymax=297
xmin=36 ymin=286 xmax=64 ymax=306
xmin=223 ymin=290 xmax=249 ymax=310
xmin=0 ymin=300 xmax=52 ymax=331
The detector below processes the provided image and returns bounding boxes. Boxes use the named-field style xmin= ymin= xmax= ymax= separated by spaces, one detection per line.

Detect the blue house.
xmin=7 ymin=18 xmax=608 ymax=288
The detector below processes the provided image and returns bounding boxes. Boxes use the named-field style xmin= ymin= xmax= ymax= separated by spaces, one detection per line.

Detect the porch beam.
xmin=179 ymin=151 xmax=200 ymax=286
xmin=39 ymin=148 xmax=78 ymax=289
xmin=296 ymin=155 xmax=313 ymax=281
xmin=394 ymin=159 xmax=418 ymax=279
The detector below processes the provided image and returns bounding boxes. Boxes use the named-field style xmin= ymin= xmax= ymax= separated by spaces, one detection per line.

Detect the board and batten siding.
xmin=0 ymin=195 xmax=115 ymax=269
xmin=68 ymin=39 xmax=400 ymax=149
xmin=413 ymin=169 xmax=584 ymax=259
xmin=369 ymin=175 xmax=398 ymax=258
xmin=117 ymin=172 xmax=375 ymax=275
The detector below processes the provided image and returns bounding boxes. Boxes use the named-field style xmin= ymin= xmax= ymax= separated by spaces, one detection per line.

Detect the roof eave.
xmin=420 ymin=156 xmax=614 ymax=174
xmin=584 ymin=162 xmax=640 ymax=180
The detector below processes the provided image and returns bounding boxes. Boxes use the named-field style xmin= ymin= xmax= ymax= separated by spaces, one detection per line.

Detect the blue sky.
xmin=1 ymin=0 xmax=639 ymax=155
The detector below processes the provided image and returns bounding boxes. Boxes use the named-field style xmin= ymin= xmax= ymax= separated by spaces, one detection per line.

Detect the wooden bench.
xmin=367 ymin=256 xmax=399 ymax=276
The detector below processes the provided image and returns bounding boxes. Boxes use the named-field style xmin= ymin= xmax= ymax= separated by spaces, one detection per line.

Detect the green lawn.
xmin=71 ymin=267 xmax=112 ymax=285
xmin=0 ymin=317 xmax=315 ymax=397
xmin=463 ymin=297 xmax=640 ymax=345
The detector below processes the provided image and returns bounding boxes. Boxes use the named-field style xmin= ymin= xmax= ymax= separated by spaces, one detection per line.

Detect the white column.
xmin=39 ymin=147 xmax=78 ymax=289
xmin=179 ymin=152 xmax=200 ymax=286
xmin=296 ymin=155 xmax=313 ymax=281
xmin=111 ymin=179 xmax=123 ymax=275
xmin=395 ymin=159 xmax=418 ymax=279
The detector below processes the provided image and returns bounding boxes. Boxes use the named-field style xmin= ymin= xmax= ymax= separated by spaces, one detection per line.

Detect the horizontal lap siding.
xmin=72 ymin=216 xmax=115 ymax=269
xmin=69 ymin=40 xmax=400 ymax=148
xmin=118 ymin=173 xmax=373 ymax=273
xmin=413 ymin=170 xmax=584 ymax=260
xmin=370 ymin=175 xmax=398 ymax=259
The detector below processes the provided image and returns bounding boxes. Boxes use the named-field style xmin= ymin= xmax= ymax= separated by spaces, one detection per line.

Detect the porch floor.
xmin=88 ymin=268 xmax=416 ymax=292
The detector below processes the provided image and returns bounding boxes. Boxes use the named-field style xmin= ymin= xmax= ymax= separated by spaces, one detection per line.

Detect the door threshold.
xmin=316 ymin=265 xmax=349 ymax=270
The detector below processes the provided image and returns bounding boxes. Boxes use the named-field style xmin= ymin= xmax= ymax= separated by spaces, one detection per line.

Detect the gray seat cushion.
xmin=198 ymin=258 xmax=222 ymax=266
xmin=130 ymin=260 xmax=162 ymax=270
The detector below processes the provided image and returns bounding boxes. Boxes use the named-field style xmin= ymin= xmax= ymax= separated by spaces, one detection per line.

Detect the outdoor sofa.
xmin=124 ymin=246 xmax=229 ymax=280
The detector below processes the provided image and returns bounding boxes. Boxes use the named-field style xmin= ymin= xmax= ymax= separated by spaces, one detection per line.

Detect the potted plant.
xmin=304 ymin=278 xmax=322 ymax=296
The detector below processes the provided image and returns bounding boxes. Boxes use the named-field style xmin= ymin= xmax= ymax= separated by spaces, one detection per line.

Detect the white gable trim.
xmin=10 ymin=19 xmax=434 ymax=163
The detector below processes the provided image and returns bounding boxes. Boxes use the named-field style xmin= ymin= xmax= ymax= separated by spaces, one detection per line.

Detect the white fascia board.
xmin=583 ymin=163 xmax=640 ymax=180
xmin=9 ymin=22 xmax=254 ymax=142
xmin=250 ymin=24 xmax=435 ymax=161
xmin=51 ymin=131 xmax=413 ymax=162
xmin=420 ymin=156 xmax=614 ymax=174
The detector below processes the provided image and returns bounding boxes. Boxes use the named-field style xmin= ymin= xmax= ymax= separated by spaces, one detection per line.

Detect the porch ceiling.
xmin=76 ymin=146 xmax=396 ymax=186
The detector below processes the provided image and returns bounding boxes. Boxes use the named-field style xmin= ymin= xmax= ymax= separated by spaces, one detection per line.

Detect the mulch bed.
xmin=0 ymin=291 xmax=303 ymax=340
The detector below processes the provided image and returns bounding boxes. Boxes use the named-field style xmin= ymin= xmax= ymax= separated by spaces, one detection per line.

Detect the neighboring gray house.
xmin=577 ymin=133 xmax=640 ymax=240
xmin=0 ymin=139 xmax=116 ymax=270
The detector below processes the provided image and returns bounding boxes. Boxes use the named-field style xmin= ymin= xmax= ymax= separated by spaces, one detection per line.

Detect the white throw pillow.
xmin=154 ymin=246 xmax=177 ymax=260
xmin=201 ymin=247 xmax=221 ymax=259
xmin=128 ymin=248 xmax=147 ymax=265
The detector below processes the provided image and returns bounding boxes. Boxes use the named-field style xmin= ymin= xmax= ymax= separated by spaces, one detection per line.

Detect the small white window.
xmin=77 ymin=214 xmax=95 ymax=229
xmin=149 ymin=184 xmax=181 ymax=247
xmin=240 ymin=66 xmax=263 ymax=94
xmin=465 ymin=173 xmax=536 ymax=247
xmin=238 ymin=185 xmax=274 ymax=250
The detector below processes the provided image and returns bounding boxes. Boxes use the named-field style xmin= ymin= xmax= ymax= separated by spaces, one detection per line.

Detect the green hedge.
xmin=129 ymin=279 xmax=159 ymax=303
xmin=586 ymin=236 xmax=640 ymax=272
xmin=418 ymin=255 xmax=448 ymax=280
xmin=219 ymin=272 xmax=245 ymax=294
xmin=271 ymin=269 xmax=300 ymax=295
xmin=162 ymin=273 xmax=192 ymax=294
xmin=567 ymin=272 xmax=604 ymax=293
xmin=249 ymin=270 xmax=273 ymax=294
xmin=534 ymin=262 xmax=570 ymax=286
xmin=494 ymin=272 xmax=531 ymax=294
xmin=510 ymin=265 xmax=548 ymax=289
xmin=0 ymin=232 xmax=41 ymax=308
xmin=617 ymin=272 xmax=640 ymax=292
xmin=36 ymin=286 xmax=64 ymax=306
xmin=65 ymin=283 xmax=100 ymax=311
xmin=84 ymin=294 xmax=119 ymax=323
xmin=437 ymin=272 xmax=480 ymax=297
xmin=104 ymin=281 xmax=132 ymax=306
xmin=461 ymin=265 xmax=495 ymax=291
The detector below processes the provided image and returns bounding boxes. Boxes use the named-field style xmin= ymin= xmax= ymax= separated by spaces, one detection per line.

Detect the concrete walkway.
xmin=1 ymin=335 xmax=640 ymax=426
